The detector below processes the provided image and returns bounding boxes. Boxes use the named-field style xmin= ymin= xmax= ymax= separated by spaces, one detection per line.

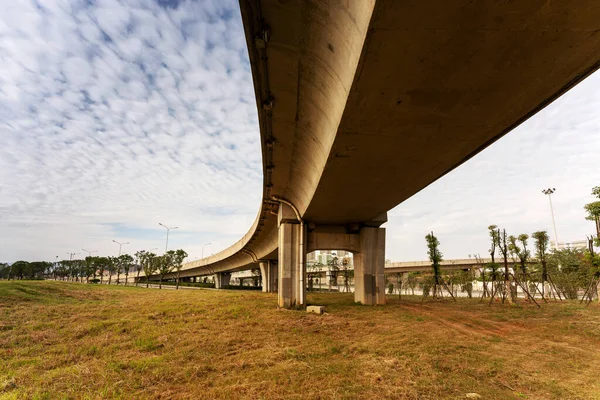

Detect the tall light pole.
xmin=542 ymin=188 xmax=559 ymax=249
xmin=112 ymin=240 xmax=129 ymax=256
xmin=82 ymin=249 xmax=97 ymax=257
xmin=159 ymin=223 xmax=178 ymax=253
xmin=201 ymin=242 xmax=212 ymax=259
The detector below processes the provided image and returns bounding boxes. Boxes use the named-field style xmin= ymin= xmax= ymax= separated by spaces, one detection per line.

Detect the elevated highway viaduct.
xmin=156 ymin=0 xmax=600 ymax=308
xmin=384 ymin=258 xmax=525 ymax=274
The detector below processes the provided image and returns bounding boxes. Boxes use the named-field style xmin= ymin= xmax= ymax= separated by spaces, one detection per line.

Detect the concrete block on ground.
xmin=307 ymin=305 xmax=324 ymax=315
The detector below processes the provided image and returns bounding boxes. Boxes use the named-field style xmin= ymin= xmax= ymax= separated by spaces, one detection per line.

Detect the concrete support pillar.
xmin=214 ymin=273 xmax=231 ymax=289
xmin=353 ymin=227 xmax=386 ymax=305
xmin=278 ymin=203 xmax=306 ymax=308
xmin=259 ymin=260 xmax=278 ymax=293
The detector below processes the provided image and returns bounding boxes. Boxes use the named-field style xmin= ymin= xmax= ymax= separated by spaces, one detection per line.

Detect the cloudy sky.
xmin=1 ymin=0 xmax=599 ymax=264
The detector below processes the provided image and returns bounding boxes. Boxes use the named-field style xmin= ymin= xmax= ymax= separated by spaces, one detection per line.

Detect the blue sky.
xmin=1 ymin=0 xmax=599 ymax=263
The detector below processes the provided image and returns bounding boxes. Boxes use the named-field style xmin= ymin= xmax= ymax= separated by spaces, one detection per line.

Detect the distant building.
xmin=307 ymin=250 xmax=353 ymax=266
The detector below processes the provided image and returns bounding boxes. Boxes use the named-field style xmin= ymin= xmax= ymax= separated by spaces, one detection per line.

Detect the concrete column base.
xmin=354 ymin=227 xmax=386 ymax=305
xmin=214 ymin=273 xmax=231 ymax=289
xmin=278 ymin=203 xmax=306 ymax=308
xmin=259 ymin=260 xmax=278 ymax=293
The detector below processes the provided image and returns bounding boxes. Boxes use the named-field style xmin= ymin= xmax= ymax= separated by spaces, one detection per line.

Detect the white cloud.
xmin=0 ymin=0 xmax=261 ymax=262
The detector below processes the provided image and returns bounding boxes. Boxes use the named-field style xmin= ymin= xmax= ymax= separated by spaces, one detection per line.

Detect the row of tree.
xmin=0 ymin=249 xmax=189 ymax=289
xmin=415 ymin=186 xmax=600 ymax=303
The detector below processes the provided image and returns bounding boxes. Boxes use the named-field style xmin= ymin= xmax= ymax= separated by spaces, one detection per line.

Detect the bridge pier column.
xmin=278 ymin=203 xmax=306 ymax=308
xmin=354 ymin=227 xmax=386 ymax=305
xmin=214 ymin=273 xmax=231 ymax=289
xmin=259 ymin=260 xmax=278 ymax=293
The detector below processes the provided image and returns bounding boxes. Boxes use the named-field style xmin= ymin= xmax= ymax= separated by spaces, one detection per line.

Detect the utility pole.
xmin=542 ymin=188 xmax=559 ymax=249
xmin=159 ymin=223 xmax=178 ymax=253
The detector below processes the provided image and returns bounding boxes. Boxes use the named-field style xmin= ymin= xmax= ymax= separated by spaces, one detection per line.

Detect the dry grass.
xmin=1 ymin=281 xmax=599 ymax=399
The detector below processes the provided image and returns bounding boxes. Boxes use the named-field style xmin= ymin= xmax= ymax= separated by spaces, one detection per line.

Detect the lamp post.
xmin=112 ymin=240 xmax=129 ymax=256
xmin=201 ymin=242 xmax=212 ymax=259
xmin=542 ymin=188 xmax=559 ymax=249
xmin=82 ymin=248 xmax=97 ymax=257
xmin=159 ymin=223 xmax=178 ymax=253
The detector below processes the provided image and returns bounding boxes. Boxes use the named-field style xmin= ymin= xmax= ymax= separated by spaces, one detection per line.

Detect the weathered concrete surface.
xmin=354 ymin=227 xmax=386 ymax=305
xmin=307 ymin=306 xmax=325 ymax=315
xmin=214 ymin=273 xmax=231 ymax=289
xmin=277 ymin=203 xmax=306 ymax=308
xmin=259 ymin=260 xmax=277 ymax=293
xmin=148 ymin=0 xmax=600 ymax=307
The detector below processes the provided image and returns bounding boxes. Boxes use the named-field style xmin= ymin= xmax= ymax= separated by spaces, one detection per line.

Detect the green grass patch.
xmin=1 ymin=281 xmax=599 ymax=399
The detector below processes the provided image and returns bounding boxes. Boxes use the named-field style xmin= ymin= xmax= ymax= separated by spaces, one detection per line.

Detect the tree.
xmin=508 ymin=233 xmax=541 ymax=304
xmin=584 ymin=186 xmax=600 ymax=245
xmin=496 ymin=228 xmax=514 ymax=304
xmin=425 ymin=232 xmax=454 ymax=300
xmin=487 ymin=225 xmax=500 ymax=298
xmin=509 ymin=234 xmax=530 ymax=280
xmin=0 ymin=263 xmax=9 ymax=279
xmin=106 ymin=257 xmax=117 ymax=285
xmin=395 ymin=272 xmax=403 ymax=298
xmin=157 ymin=252 xmax=174 ymax=289
xmin=119 ymin=254 xmax=134 ymax=286
xmin=9 ymin=261 xmax=30 ymax=280
xmin=84 ymin=256 xmax=96 ymax=283
xmin=134 ymin=251 xmax=147 ymax=285
xmin=532 ymin=230 xmax=551 ymax=299
xmin=407 ymin=272 xmax=418 ymax=295
xmin=547 ymin=248 xmax=591 ymax=299
xmin=251 ymin=268 xmax=260 ymax=287
xmin=96 ymin=257 xmax=109 ymax=284
xmin=73 ymin=259 xmax=86 ymax=282
xmin=470 ymin=253 xmax=489 ymax=298
xmin=142 ymin=252 xmax=158 ymax=288
xmin=340 ymin=257 xmax=352 ymax=293
xmin=326 ymin=256 xmax=339 ymax=292
xmin=172 ymin=249 xmax=188 ymax=289
xmin=306 ymin=261 xmax=322 ymax=291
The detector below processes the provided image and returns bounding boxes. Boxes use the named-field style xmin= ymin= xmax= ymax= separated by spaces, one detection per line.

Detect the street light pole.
xmin=112 ymin=240 xmax=130 ymax=256
xmin=82 ymin=249 xmax=97 ymax=257
xmin=201 ymin=242 xmax=212 ymax=259
xmin=542 ymin=188 xmax=559 ymax=249
xmin=159 ymin=223 xmax=178 ymax=253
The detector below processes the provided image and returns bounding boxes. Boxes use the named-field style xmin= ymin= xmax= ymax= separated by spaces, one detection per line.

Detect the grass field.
xmin=1 ymin=281 xmax=599 ymax=399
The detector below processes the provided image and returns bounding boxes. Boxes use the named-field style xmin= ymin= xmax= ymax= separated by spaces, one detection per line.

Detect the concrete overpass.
xmin=385 ymin=258 xmax=526 ymax=273
xmin=157 ymin=0 xmax=600 ymax=308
